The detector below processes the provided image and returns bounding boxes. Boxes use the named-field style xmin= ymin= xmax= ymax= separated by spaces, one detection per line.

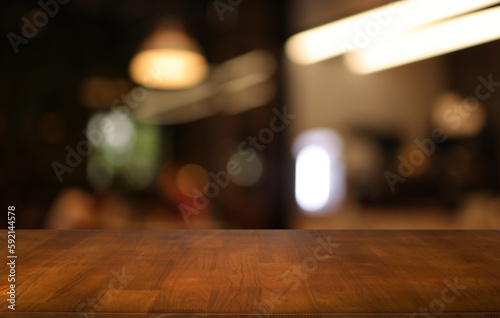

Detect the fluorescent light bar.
xmin=344 ymin=5 xmax=500 ymax=74
xmin=285 ymin=0 xmax=500 ymax=65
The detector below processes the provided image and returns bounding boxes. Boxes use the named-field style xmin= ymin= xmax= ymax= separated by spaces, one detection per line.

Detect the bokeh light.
xmin=103 ymin=112 xmax=136 ymax=152
xmin=87 ymin=151 xmax=114 ymax=190
xmin=86 ymin=111 xmax=160 ymax=190
xmin=130 ymin=49 xmax=208 ymax=90
xmin=293 ymin=129 xmax=346 ymax=214
xmin=86 ymin=112 xmax=108 ymax=148
xmin=295 ymin=145 xmax=331 ymax=211
xmin=176 ymin=164 xmax=210 ymax=198
xmin=432 ymin=91 xmax=486 ymax=138
xmin=123 ymin=122 xmax=161 ymax=190
xmin=228 ymin=150 xmax=263 ymax=187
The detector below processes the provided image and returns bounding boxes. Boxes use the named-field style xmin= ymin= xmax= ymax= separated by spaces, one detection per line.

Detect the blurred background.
xmin=1 ymin=0 xmax=500 ymax=229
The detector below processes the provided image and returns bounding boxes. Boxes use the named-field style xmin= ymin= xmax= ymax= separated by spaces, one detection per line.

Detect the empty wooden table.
xmin=1 ymin=230 xmax=500 ymax=317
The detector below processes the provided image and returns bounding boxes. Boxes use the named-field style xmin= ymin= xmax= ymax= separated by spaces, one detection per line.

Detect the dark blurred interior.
xmin=1 ymin=0 xmax=500 ymax=229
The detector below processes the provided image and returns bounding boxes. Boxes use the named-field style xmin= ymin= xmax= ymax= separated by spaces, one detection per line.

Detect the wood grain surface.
xmin=0 ymin=230 xmax=499 ymax=317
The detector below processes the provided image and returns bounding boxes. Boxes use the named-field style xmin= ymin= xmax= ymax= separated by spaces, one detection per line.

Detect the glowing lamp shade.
xmin=130 ymin=49 xmax=207 ymax=90
xmin=129 ymin=23 xmax=208 ymax=90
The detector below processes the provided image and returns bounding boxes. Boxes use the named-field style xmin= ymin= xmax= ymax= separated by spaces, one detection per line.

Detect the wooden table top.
xmin=1 ymin=230 xmax=500 ymax=317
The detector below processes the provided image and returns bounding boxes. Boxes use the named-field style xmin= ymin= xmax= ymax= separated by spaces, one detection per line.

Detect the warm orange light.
xmin=129 ymin=49 xmax=208 ymax=90
xmin=129 ymin=21 xmax=208 ymax=90
xmin=176 ymin=164 xmax=210 ymax=198
xmin=432 ymin=92 xmax=486 ymax=138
